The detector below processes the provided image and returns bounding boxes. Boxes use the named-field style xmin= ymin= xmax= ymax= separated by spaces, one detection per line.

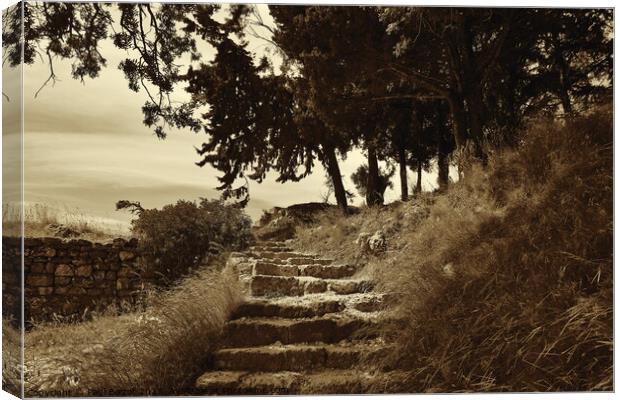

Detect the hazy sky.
xmin=3 ymin=4 xmax=449 ymax=225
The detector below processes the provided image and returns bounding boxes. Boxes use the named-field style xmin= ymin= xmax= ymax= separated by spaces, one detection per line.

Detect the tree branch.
xmin=35 ymin=50 xmax=58 ymax=98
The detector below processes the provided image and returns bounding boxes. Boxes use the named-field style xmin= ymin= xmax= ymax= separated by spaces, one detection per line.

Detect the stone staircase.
xmin=194 ymin=240 xmax=401 ymax=395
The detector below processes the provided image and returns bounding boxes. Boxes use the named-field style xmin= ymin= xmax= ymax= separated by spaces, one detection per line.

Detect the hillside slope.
xmin=291 ymin=107 xmax=613 ymax=392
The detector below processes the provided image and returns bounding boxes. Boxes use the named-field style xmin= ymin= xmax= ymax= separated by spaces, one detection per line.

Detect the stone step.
xmin=222 ymin=315 xmax=380 ymax=347
xmin=232 ymin=297 xmax=345 ymax=319
xmin=288 ymin=257 xmax=332 ymax=266
xmin=212 ymin=341 xmax=387 ymax=372
xmin=251 ymin=255 xmax=333 ymax=266
xmin=253 ymin=262 xmax=358 ymax=279
xmin=195 ymin=370 xmax=407 ymax=395
xmin=250 ymin=245 xmax=292 ymax=253
xmin=254 ymin=251 xmax=333 ymax=264
xmin=254 ymin=241 xmax=288 ymax=247
xmin=232 ymin=293 xmax=387 ymax=319
xmin=250 ymin=275 xmax=374 ymax=297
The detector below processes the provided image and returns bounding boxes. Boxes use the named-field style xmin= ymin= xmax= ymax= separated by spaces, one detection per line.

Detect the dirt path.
xmin=194 ymin=240 xmax=401 ymax=394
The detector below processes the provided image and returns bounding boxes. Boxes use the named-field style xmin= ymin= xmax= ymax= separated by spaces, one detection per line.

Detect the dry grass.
xmin=18 ymin=261 xmax=242 ymax=396
xmin=292 ymin=106 xmax=613 ymax=392
xmin=293 ymin=196 xmax=434 ymax=282
xmin=2 ymin=319 xmax=23 ymax=397
xmin=3 ymin=202 xmax=130 ymax=242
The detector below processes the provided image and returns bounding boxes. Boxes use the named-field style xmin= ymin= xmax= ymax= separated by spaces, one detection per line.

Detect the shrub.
xmin=120 ymin=198 xmax=252 ymax=285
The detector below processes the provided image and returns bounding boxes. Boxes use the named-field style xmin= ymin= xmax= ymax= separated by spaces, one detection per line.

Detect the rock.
xmin=355 ymin=233 xmax=371 ymax=253
xmin=105 ymin=271 xmax=117 ymax=280
xmin=117 ymin=266 xmax=134 ymax=278
xmin=55 ymin=277 xmax=72 ymax=286
xmin=442 ymin=263 xmax=455 ymax=278
xmin=43 ymin=248 xmax=56 ymax=257
xmin=356 ymin=230 xmax=387 ymax=255
xmin=75 ymin=265 xmax=93 ymax=277
xmin=116 ymin=278 xmax=131 ymax=290
xmin=112 ymin=238 xmax=127 ymax=246
xmin=26 ymin=274 xmax=54 ymax=287
xmin=93 ymin=271 xmax=106 ymax=281
xmin=368 ymin=231 xmax=387 ymax=253
xmin=31 ymin=262 xmax=54 ymax=274
xmin=36 ymin=287 xmax=54 ymax=296
xmin=119 ymin=251 xmax=135 ymax=262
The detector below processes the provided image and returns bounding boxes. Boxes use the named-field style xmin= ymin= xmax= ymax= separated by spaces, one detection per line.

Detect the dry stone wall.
xmin=2 ymin=236 xmax=154 ymax=323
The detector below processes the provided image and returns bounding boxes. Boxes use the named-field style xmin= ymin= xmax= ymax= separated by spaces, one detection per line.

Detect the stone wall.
xmin=2 ymin=236 xmax=154 ymax=323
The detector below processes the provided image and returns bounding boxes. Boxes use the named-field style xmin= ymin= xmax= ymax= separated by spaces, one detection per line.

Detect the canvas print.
xmin=1 ymin=1 xmax=613 ymax=397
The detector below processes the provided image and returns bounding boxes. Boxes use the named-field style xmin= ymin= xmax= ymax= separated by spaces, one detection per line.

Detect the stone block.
xmin=26 ymin=274 xmax=54 ymax=287
xmin=55 ymin=277 xmax=72 ymax=286
xmin=54 ymin=286 xmax=69 ymax=294
xmin=117 ymin=267 xmax=135 ymax=277
xmin=93 ymin=271 xmax=106 ymax=281
xmin=68 ymin=287 xmax=87 ymax=295
xmin=119 ymin=251 xmax=136 ymax=262
xmin=37 ymin=287 xmax=54 ymax=296
xmin=116 ymin=278 xmax=131 ymax=290
xmin=76 ymin=265 xmax=93 ymax=277
xmin=31 ymin=262 xmax=54 ymax=274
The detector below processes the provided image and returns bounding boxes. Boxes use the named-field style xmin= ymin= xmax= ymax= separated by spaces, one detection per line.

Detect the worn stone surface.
xmin=195 ymin=239 xmax=395 ymax=395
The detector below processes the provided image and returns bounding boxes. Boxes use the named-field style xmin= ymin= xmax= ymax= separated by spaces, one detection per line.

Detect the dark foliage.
xmin=121 ymin=199 xmax=252 ymax=285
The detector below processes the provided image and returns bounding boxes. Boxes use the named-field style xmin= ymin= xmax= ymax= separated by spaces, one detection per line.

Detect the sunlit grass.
xmin=2 ymin=202 xmax=130 ymax=241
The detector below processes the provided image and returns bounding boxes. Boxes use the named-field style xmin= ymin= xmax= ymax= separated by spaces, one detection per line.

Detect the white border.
xmin=0 ymin=1 xmax=615 ymax=400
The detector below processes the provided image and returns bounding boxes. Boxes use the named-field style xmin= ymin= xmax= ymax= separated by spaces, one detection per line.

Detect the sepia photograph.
xmin=1 ymin=1 xmax=614 ymax=397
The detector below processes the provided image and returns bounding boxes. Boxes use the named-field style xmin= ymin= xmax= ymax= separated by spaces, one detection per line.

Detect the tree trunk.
xmin=415 ymin=161 xmax=422 ymax=194
xmin=554 ymin=37 xmax=573 ymax=116
xmin=437 ymin=133 xmax=450 ymax=190
xmin=466 ymin=86 xmax=487 ymax=162
xmin=322 ymin=144 xmax=348 ymax=213
xmin=447 ymin=95 xmax=468 ymax=149
xmin=398 ymin=144 xmax=408 ymax=201
xmin=366 ymin=143 xmax=382 ymax=206
xmin=559 ymin=89 xmax=573 ymax=115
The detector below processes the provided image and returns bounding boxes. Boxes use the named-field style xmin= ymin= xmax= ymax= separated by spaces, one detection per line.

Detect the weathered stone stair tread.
xmin=250 ymin=275 xmax=374 ymax=297
xmin=198 ymin=239 xmax=393 ymax=394
xmin=254 ymin=252 xmax=334 ymax=265
xmin=213 ymin=341 xmax=388 ymax=372
xmin=254 ymin=261 xmax=358 ymax=279
xmin=223 ymin=315 xmax=381 ymax=347
xmin=250 ymin=245 xmax=292 ymax=252
xmin=233 ymin=292 xmax=387 ymax=318
xmin=195 ymin=370 xmax=406 ymax=395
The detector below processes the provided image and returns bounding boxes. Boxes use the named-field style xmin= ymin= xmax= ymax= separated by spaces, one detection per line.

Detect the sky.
xmin=2 ymin=4 xmax=453 ymax=226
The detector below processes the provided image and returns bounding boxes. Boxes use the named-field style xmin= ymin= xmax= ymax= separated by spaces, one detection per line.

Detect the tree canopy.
xmin=3 ymin=3 xmax=613 ymax=209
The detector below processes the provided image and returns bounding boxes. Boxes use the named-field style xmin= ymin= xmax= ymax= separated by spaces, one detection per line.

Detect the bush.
xmin=121 ymin=198 xmax=252 ymax=285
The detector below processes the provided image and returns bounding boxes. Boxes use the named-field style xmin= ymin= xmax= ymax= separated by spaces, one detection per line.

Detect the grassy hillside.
xmin=292 ymin=106 xmax=613 ymax=392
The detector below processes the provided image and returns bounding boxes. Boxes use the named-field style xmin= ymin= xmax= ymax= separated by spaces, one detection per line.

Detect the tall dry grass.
xmin=2 ymin=319 xmax=23 ymax=396
xmin=2 ymin=202 xmax=130 ymax=241
xmin=293 ymin=106 xmax=613 ymax=392
xmin=21 ymin=262 xmax=242 ymax=396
